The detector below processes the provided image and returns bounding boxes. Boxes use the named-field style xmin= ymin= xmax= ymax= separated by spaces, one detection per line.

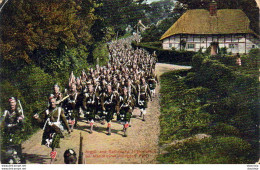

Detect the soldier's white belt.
xmin=138 ymin=100 xmax=145 ymax=105
xmin=48 ymin=121 xmax=61 ymax=127
xmin=104 ymin=101 xmax=112 ymax=105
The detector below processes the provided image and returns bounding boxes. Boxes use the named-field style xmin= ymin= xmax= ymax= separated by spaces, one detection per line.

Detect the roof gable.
xmin=160 ymin=9 xmax=256 ymax=40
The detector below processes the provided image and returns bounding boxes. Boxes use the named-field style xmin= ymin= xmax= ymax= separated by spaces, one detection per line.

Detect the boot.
xmin=90 ymin=122 xmax=94 ymax=134
xmin=107 ymin=122 xmax=111 ymax=135
xmin=50 ymin=150 xmax=57 ymax=164
xmin=142 ymin=110 xmax=146 ymax=121
xmin=71 ymin=123 xmax=74 ymax=132
xmin=139 ymin=109 xmax=143 ymax=117
xmin=123 ymin=123 xmax=129 ymax=137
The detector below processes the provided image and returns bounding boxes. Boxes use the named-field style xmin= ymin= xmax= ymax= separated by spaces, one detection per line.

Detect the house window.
xmin=252 ymin=45 xmax=255 ymax=48
xmin=187 ymin=44 xmax=195 ymax=49
xmin=229 ymin=44 xmax=235 ymax=49
xmin=169 ymin=43 xmax=172 ymax=48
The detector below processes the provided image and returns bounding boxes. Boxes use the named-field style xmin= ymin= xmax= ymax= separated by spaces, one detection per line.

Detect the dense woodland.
xmin=0 ymin=0 xmax=259 ymax=163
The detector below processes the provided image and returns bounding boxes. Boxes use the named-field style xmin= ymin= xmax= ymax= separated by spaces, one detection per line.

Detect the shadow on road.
xmin=23 ymin=153 xmax=51 ymax=164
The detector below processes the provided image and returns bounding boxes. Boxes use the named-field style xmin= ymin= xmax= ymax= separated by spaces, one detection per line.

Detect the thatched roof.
xmin=160 ymin=9 xmax=257 ymax=40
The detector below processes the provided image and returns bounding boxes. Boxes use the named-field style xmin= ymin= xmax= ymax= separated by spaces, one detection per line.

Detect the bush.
xmin=241 ymin=48 xmax=260 ymax=68
xmin=17 ymin=65 xmax=55 ymax=113
xmin=191 ymin=53 xmax=205 ymax=71
xmin=210 ymin=55 xmax=237 ymax=66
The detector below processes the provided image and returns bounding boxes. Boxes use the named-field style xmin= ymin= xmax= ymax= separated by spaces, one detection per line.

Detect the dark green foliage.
xmin=241 ymin=49 xmax=260 ymax=68
xmin=92 ymin=42 xmax=109 ymax=66
xmin=17 ymin=66 xmax=55 ymax=112
xmin=146 ymin=0 xmax=175 ymax=24
xmin=96 ymin=0 xmax=149 ymax=36
xmin=158 ymin=54 xmax=259 ymax=163
xmin=141 ymin=16 xmax=180 ymax=42
xmin=132 ymin=42 xmax=195 ymax=65
xmin=210 ymin=55 xmax=237 ymax=66
xmin=191 ymin=53 xmax=205 ymax=71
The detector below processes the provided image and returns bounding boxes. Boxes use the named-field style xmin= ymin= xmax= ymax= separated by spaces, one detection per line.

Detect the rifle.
xmin=56 ymin=95 xmax=70 ymax=104
xmin=78 ymin=132 xmax=84 ymax=164
xmin=17 ymin=100 xmax=24 ymax=117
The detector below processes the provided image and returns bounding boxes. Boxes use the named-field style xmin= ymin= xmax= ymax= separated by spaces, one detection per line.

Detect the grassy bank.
xmin=157 ymin=52 xmax=259 ymax=164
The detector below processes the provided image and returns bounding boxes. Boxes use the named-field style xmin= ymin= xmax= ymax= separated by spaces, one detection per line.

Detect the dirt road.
xmin=22 ymin=63 xmax=191 ymax=164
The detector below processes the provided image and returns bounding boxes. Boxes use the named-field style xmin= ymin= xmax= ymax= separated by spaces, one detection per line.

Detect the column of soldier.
xmin=2 ymin=35 xmax=158 ymax=164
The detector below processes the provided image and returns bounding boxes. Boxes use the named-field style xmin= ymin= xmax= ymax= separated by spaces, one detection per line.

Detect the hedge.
xmin=132 ymin=42 xmax=196 ymax=65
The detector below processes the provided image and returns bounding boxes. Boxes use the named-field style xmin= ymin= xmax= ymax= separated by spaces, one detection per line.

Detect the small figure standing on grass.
xmin=235 ymin=53 xmax=242 ymax=66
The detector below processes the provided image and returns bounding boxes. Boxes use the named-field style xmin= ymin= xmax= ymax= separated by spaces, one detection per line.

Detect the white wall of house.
xmin=162 ymin=34 xmax=259 ymax=54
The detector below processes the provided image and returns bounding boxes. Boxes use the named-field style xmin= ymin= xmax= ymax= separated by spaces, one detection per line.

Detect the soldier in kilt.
xmin=138 ymin=77 xmax=152 ymax=121
xmin=63 ymin=83 xmax=78 ymax=131
xmin=1 ymin=97 xmax=25 ymax=164
xmin=101 ymin=85 xmax=119 ymax=135
xmin=82 ymin=84 xmax=97 ymax=134
xmin=118 ymin=87 xmax=133 ymax=137
xmin=33 ymin=97 xmax=71 ymax=164
xmin=97 ymin=79 xmax=107 ymax=125
xmin=147 ymin=69 xmax=158 ymax=98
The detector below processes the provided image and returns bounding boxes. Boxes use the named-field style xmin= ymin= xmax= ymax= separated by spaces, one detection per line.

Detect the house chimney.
xmin=209 ymin=0 xmax=217 ymax=16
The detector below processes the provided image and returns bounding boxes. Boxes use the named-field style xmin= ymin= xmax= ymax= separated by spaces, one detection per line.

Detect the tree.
xmin=96 ymin=0 xmax=148 ymax=36
xmin=0 ymin=0 xmax=98 ymax=65
xmin=146 ymin=0 xmax=175 ymax=24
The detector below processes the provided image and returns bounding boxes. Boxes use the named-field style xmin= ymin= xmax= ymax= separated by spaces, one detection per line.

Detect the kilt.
xmin=118 ymin=106 xmax=131 ymax=122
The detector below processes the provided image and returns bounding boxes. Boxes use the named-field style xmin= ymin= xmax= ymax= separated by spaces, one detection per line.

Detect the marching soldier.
xmin=101 ymin=85 xmax=119 ymax=135
xmin=138 ymin=77 xmax=152 ymax=121
xmin=147 ymin=69 xmax=158 ymax=98
xmin=118 ymin=87 xmax=133 ymax=137
xmin=1 ymin=97 xmax=25 ymax=164
xmin=2 ymin=97 xmax=24 ymax=143
xmin=64 ymin=83 xmax=78 ymax=131
xmin=53 ymin=84 xmax=63 ymax=106
xmin=33 ymin=97 xmax=71 ymax=164
xmin=96 ymin=79 xmax=107 ymax=124
xmin=82 ymin=84 xmax=97 ymax=134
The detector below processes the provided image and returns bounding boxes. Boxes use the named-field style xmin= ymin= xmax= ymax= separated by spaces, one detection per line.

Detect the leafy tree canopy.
xmin=0 ymin=0 xmax=99 ymax=64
